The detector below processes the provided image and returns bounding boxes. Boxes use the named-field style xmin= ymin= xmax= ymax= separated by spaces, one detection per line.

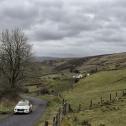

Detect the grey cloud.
xmin=0 ymin=0 xmax=39 ymax=29
xmin=2 ymin=7 xmax=37 ymax=20
xmin=0 ymin=0 xmax=126 ymax=57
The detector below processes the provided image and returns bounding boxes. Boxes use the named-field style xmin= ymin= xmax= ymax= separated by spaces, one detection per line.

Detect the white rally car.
xmin=14 ymin=100 xmax=32 ymax=114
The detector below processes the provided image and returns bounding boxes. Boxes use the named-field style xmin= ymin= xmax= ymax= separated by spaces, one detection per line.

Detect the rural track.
xmin=0 ymin=97 xmax=47 ymax=126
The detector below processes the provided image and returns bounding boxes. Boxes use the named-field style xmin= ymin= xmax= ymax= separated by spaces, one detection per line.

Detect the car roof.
xmin=18 ymin=99 xmax=29 ymax=103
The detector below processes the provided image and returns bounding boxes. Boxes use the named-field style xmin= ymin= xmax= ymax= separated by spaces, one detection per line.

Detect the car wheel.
xmin=29 ymin=108 xmax=32 ymax=113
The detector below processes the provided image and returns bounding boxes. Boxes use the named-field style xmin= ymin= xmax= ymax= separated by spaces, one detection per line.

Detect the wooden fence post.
xmin=53 ymin=117 xmax=56 ymax=126
xmin=55 ymin=114 xmax=58 ymax=126
xmin=116 ymin=92 xmax=118 ymax=97
xmin=68 ymin=103 xmax=72 ymax=112
xmin=122 ymin=90 xmax=125 ymax=96
xmin=78 ymin=104 xmax=81 ymax=112
xmin=122 ymin=90 xmax=124 ymax=96
xmin=110 ymin=93 xmax=112 ymax=101
xmin=62 ymin=99 xmax=65 ymax=105
xmin=58 ymin=108 xmax=61 ymax=126
xmin=63 ymin=103 xmax=65 ymax=115
xmin=44 ymin=121 xmax=48 ymax=126
xmin=64 ymin=103 xmax=67 ymax=115
xmin=101 ymin=97 xmax=103 ymax=104
xmin=90 ymin=99 xmax=93 ymax=108
xmin=61 ymin=106 xmax=64 ymax=121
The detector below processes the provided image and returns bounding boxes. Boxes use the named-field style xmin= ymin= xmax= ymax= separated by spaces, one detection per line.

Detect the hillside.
xmin=31 ymin=56 xmax=61 ymax=62
xmin=25 ymin=52 xmax=126 ymax=95
xmin=62 ymin=69 xmax=126 ymax=126
xmin=54 ymin=52 xmax=126 ymax=73
xmin=29 ymin=52 xmax=126 ymax=76
xmin=26 ymin=52 xmax=126 ymax=126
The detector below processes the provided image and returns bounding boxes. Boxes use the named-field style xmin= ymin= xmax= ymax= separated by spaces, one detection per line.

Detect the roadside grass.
xmin=36 ymin=95 xmax=62 ymax=126
xmin=0 ymin=104 xmax=12 ymax=122
xmin=61 ymin=68 xmax=126 ymax=126
xmin=61 ymin=96 xmax=126 ymax=126
xmin=0 ymin=98 xmax=19 ymax=121
xmin=0 ymin=104 xmax=13 ymax=114
xmin=0 ymin=98 xmax=18 ymax=114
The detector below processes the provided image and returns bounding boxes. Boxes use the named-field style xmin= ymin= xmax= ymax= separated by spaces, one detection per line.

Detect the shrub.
xmin=40 ymin=87 xmax=49 ymax=94
xmin=22 ymin=88 xmax=29 ymax=93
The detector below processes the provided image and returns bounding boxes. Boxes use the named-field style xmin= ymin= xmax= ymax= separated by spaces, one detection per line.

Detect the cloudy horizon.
xmin=0 ymin=0 xmax=126 ymax=57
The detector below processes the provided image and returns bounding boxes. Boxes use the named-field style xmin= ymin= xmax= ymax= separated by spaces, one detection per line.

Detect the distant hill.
xmin=30 ymin=52 xmax=126 ymax=74
xmin=53 ymin=52 xmax=126 ymax=73
xmin=31 ymin=56 xmax=61 ymax=62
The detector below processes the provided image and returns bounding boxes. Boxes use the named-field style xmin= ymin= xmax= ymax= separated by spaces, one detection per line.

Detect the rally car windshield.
xmin=17 ymin=102 xmax=28 ymax=106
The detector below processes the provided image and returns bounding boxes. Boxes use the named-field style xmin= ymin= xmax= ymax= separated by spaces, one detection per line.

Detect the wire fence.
xmin=44 ymin=89 xmax=126 ymax=126
xmin=44 ymin=99 xmax=72 ymax=126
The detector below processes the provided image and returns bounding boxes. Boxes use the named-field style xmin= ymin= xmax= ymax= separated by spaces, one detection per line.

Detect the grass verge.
xmin=61 ymin=69 xmax=126 ymax=126
xmin=35 ymin=95 xmax=62 ymax=126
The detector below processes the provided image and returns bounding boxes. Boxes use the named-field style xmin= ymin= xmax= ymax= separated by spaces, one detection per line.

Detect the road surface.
xmin=0 ymin=97 xmax=47 ymax=126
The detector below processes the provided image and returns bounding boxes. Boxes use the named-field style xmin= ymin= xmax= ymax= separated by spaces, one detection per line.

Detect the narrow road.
xmin=0 ymin=97 xmax=47 ymax=126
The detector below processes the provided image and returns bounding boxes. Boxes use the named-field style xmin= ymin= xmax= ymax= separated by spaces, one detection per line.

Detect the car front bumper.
xmin=14 ymin=109 xmax=30 ymax=113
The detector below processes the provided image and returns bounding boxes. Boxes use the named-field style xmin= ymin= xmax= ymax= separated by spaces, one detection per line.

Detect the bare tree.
xmin=0 ymin=29 xmax=31 ymax=92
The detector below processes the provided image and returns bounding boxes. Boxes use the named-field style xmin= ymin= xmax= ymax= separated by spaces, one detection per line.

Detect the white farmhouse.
xmin=87 ymin=73 xmax=90 ymax=76
xmin=73 ymin=74 xmax=83 ymax=79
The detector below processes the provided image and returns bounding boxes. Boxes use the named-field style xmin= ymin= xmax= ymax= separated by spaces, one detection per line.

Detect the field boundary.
xmin=43 ymin=88 xmax=126 ymax=126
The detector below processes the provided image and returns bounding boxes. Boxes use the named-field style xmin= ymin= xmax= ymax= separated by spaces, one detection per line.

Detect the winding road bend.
xmin=0 ymin=97 xmax=47 ymax=126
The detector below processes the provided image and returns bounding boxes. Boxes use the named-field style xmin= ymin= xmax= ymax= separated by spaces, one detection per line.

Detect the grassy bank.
xmin=36 ymin=95 xmax=62 ymax=126
xmin=0 ymin=97 xmax=19 ymax=121
xmin=63 ymin=69 xmax=126 ymax=108
xmin=61 ymin=69 xmax=126 ymax=126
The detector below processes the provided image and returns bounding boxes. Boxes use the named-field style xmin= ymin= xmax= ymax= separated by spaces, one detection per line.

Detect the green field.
xmin=60 ymin=69 xmax=126 ymax=126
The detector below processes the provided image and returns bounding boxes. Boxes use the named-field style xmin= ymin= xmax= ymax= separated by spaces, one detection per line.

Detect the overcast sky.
xmin=0 ymin=0 xmax=126 ymax=57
